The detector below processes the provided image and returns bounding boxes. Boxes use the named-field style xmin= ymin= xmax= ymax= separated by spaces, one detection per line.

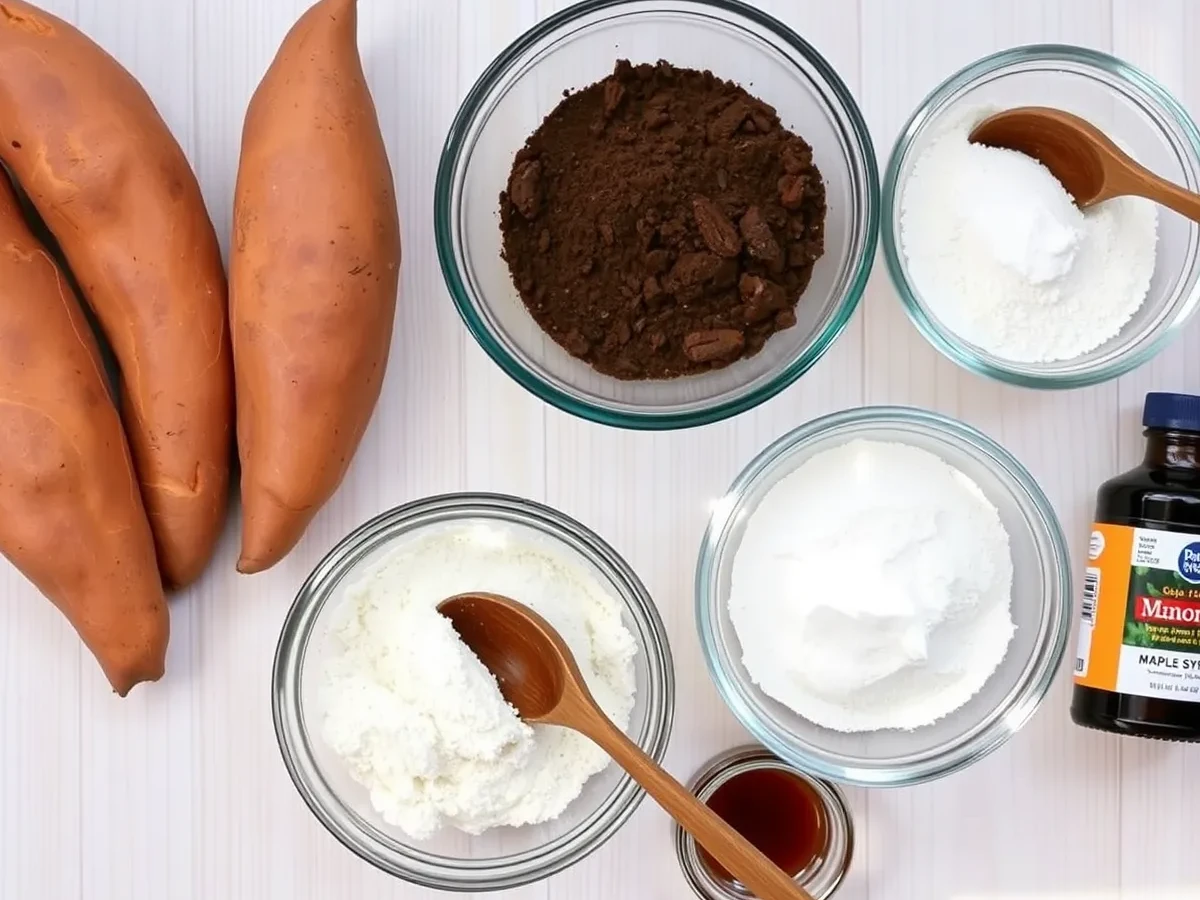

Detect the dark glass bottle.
xmin=1071 ymin=392 xmax=1200 ymax=740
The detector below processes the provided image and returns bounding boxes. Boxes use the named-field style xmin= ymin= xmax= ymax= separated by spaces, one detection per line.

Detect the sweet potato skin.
xmin=231 ymin=0 xmax=401 ymax=574
xmin=0 ymin=176 xmax=167 ymax=696
xmin=0 ymin=0 xmax=233 ymax=589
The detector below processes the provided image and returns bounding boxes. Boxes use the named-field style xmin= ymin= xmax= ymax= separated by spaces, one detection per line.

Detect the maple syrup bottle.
xmin=675 ymin=746 xmax=853 ymax=900
xmin=1071 ymin=392 xmax=1200 ymax=741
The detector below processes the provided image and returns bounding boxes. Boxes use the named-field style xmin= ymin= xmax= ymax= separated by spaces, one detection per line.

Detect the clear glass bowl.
xmin=273 ymin=494 xmax=675 ymax=891
xmin=435 ymin=0 xmax=878 ymax=429
xmin=883 ymin=45 xmax=1200 ymax=388
xmin=696 ymin=408 xmax=1072 ymax=786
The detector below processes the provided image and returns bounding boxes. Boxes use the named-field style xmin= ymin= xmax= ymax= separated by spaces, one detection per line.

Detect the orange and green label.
xmin=1074 ymin=522 xmax=1200 ymax=701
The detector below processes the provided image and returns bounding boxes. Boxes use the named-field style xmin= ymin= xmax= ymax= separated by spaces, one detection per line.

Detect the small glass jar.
xmin=674 ymin=746 xmax=854 ymax=900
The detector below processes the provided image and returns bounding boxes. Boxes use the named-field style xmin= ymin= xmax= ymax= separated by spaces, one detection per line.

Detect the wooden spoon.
xmin=969 ymin=106 xmax=1200 ymax=221
xmin=438 ymin=592 xmax=814 ymax=900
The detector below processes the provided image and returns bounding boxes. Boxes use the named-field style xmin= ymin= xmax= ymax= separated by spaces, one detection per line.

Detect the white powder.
xmin=900 ymin=107 xmax=1158 ymax=362
xmin=729 ymin=439 xmax=1015 ymax=733
xmin=320 ymin=522 xmax=637 ymax=839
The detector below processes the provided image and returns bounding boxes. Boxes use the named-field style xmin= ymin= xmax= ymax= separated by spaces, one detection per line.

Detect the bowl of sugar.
xmin=883 ymin=44 xmax=1200 ymax=388
xmin=696 ymin=407 xmax=1072 ymax=786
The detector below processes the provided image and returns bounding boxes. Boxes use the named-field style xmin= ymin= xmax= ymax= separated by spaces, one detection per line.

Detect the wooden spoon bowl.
xmin=970 ymin=106 xmax=1200 ymax=221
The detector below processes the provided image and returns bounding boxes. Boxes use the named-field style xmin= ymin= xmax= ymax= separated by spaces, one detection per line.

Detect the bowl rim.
xmin=434 ymin=0 xmax=880 ymax=430
xmin=694 ymin=406 xmax=1073 ymax=786
xmin=881 ymin=43 xmax=1200 ymax=389
xmin=272 ymin=492 xmax=676 ymax=891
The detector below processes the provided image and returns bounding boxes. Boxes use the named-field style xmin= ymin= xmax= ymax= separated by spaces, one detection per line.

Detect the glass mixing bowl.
xmin=696 ymin=408 xmax=1072 ymax=786
xmin=435 ymin=0 xmax=878 ymax=429
xmin=883 ymin=45 xmax=1200 ymax=388
xmin=273 ymin=494 xmax=675 ymax=891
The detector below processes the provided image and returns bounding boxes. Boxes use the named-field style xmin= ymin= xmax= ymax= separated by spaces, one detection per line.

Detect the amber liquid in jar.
xmin=698 ymin=766 xmax=827 ymax=882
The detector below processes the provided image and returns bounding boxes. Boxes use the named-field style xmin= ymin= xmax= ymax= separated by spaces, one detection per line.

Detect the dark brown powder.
xmin=499 ymin=59 xmax=826 ymax=380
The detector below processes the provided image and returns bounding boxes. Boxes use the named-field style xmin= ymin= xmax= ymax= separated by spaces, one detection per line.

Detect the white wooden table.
xmin=2 ymin=1 xmax=1198 ymax=898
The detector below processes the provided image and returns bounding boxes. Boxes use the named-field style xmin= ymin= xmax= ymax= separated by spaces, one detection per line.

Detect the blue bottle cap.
xmin=1143 ymin=392 xmax=1200 ymax=432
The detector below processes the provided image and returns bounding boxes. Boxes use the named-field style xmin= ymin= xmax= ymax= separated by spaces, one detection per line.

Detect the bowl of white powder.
xmin=273 ymin=493 xmax=674 ymax=891
xmin=883 ymin=44 xmax=1200 ymax=387
xmin=696 ymin=407 xmax=1071 ymax=786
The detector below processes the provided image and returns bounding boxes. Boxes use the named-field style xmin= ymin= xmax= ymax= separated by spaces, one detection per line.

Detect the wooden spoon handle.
xmin=1124 ymin=164 xmax=1200 ymax=224
xmin=575 ymin=711 xmax=814 ymax=900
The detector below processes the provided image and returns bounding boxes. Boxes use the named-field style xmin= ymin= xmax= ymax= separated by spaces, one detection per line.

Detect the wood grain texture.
xmin=1 ymin=0 xmax=1199 ymax=898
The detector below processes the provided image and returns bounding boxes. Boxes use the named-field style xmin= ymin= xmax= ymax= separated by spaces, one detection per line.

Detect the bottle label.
xmin=1074 ymin=522 xmax=1200 ymax=701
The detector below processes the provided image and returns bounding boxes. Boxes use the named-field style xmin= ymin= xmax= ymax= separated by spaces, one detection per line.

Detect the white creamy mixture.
xmin=320 ymin=523 xmax=637 ymax=839
xmin=730 ymin=439 xmax=1015 ymax=733
xmin=900 ymin=107 xmax=1158 ymax=363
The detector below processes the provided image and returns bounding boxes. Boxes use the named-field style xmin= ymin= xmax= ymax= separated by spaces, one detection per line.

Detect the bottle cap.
xmin=1143 ymin=392 xmax=1200 ymax=432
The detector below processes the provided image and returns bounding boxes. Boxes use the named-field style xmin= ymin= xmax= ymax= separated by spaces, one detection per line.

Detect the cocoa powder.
xmin=499 ymin=59 xmax=826 ymax=380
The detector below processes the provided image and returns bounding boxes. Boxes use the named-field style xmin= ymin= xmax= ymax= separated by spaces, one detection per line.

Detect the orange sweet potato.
xmin=231 ymin=0 xmax=401 ymax=574
xmin=0 ymin=0 xmax=233 ymax=589
xmin=0 ymin=175 xmax=167 ymax=695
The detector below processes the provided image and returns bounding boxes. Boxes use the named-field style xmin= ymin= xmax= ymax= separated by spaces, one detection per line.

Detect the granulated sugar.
xmin=900 ymin=107 xmax=1158 ymax=363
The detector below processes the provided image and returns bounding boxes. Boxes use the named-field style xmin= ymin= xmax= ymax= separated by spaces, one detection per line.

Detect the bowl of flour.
xmin=882 ymin=45 xmax=1200 ymax=387
xmin=272 ymin=493 xmax=674 ymax=891
xmin=696 ymin=407 xmax=1071 ymax=787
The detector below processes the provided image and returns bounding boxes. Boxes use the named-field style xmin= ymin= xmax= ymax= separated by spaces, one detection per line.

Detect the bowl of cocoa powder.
xmin=436 ymin=0 xmax=878 ymax=428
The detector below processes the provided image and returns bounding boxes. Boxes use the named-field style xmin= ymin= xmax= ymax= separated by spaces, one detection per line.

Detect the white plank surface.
xmin=2 ymin=1 xmax=1199 ymax=898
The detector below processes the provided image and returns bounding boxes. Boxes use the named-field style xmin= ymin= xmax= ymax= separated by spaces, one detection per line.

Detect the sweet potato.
xmin=231 ymin=0 xmax=401 ymax=574
xmin=0 ymin=175 xmax=167 ymax=695
xmin=0 ymin=0 xmax=233 ymax=588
